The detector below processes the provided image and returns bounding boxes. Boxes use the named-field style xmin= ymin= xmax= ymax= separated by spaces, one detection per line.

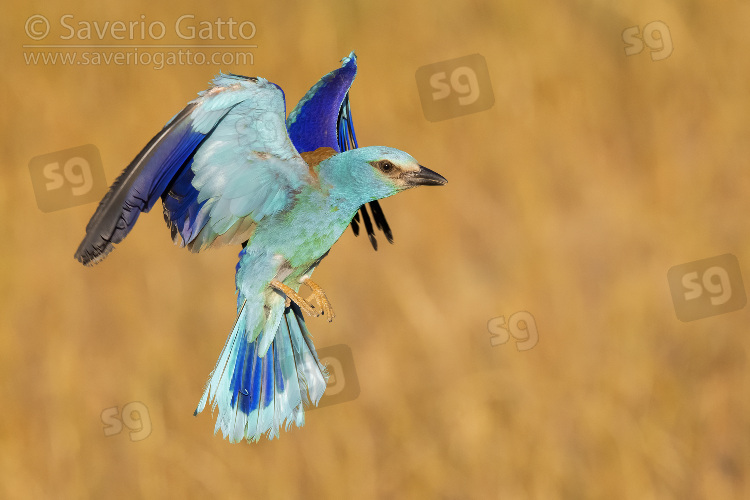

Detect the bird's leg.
xmin=270 ymin=280 xmax=321 ymax=318
xmin=301 ymin=278 xmax=335 ymax=322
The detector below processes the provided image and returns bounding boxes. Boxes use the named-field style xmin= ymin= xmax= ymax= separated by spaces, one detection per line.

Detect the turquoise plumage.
xmin=75 ymin=53 xmax=446 ymax=442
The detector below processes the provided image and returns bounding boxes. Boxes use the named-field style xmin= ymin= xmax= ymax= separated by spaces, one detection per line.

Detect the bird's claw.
xmin=270 ymin=279 xmax=335 ymax=322
xmin=302 ymin=278 xmax=335 ymax=322
xmin=270 ymin=280 xmax=321 ymax=318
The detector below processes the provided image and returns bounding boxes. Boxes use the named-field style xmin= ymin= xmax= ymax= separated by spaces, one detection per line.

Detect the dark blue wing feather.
xmin=161 ymin=159 xmax=206 ymax=246
xmin=74 ymin=103 xmax=216 ymax=265
xmin=287 ymin=53 xmax=357 ymax=153
xmin=286 ymin=52 xmax=393 ymax=249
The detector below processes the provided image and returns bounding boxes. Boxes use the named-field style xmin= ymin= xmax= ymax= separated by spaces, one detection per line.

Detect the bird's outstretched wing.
xmin=74 ymin=75 xmax=310 ymax=265
xmin=287 ymin=52 xmax=393 ymax=250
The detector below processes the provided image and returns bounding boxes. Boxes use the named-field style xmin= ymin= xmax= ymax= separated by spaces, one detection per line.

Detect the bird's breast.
xmin=250 ymin=198 xmax=356 ymax=278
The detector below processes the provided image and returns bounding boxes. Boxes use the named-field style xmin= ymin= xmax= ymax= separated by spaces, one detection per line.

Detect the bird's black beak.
xmin=405 ymin=165 xmax=448 ymax=187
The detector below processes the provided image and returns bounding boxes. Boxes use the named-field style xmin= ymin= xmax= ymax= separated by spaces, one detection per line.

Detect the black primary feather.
xmin=337 ymin=93 xmax=393 ymax=250
xmin=74 ymin=102 xmax=208 ymax=266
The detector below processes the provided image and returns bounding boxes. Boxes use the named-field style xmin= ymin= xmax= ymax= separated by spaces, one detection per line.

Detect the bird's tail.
xmin=194 ymin=301 xmax=328 ymax=443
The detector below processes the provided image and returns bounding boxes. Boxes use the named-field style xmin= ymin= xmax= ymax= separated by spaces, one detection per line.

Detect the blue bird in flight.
xmin=75 ymin=52 xmax=447 ymax=442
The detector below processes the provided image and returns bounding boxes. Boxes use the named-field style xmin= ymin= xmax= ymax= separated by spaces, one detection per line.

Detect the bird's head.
xmin=318 ymin=146 xmax=447 ymax=208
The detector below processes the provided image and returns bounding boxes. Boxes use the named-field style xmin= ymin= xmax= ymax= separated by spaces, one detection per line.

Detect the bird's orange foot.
xmin=270 ymin=280 xmax=321 ymax=318
xmin=302 ymin=278 xmax=335 ymax=322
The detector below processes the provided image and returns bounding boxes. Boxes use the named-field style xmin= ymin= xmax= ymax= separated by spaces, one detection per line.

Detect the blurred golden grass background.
xmin=3 ymin=0 xmax=750 ymax=498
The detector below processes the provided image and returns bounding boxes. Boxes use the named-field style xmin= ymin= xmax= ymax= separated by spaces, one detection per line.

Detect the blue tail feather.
xmin=195 ymin=301 xmax=328 ymax=443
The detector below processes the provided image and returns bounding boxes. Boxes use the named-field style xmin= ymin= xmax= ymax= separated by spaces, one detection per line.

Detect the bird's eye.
xmin=380 ymin=161 xmax=394 ymax=173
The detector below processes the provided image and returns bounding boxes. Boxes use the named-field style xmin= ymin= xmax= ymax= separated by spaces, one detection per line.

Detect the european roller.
xmin=75 ymin=53 xmax=447 ymax=443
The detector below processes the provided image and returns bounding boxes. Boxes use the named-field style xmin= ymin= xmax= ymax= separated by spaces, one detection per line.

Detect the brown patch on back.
xmin=205 ymin=83 xmax=243 ymax=96
xmin=300 ymin=147 xmax=337 ymax=179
